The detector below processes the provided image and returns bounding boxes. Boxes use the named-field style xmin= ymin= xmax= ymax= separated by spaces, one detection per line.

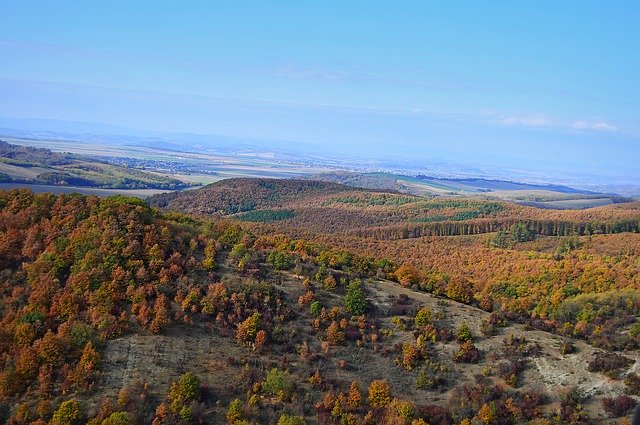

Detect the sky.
xmin=1 ymin=1 xmax=639 ymax=181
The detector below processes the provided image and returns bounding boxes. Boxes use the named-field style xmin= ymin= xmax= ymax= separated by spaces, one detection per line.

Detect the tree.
xmin=262 ymin=368 xmax=293 ymax=398
xmin=368 ymin=380 xmax=391 ymax=407
xmin=150 ymin=295 xmax=171 ymax=334
xmin=511 ymin=222 xmax=533 ymax=243
xmin=277 ymin=414 xmax=306 ymax=425
xmin=52 ymin=399 xmax=82 ymax=425
xmin=267 ymin=250 xmax=292 ymax=270
xmin=395 ymin=263 xmax=419 ymax=287
xmin=489 ymin=230 xmax=509 ymax=248
xmin=236 ymin=312 xmax=261 ymax=342
xmin=446 ymin=278 xmax=473 ymax=304
xmin=79 ymin=341 xmax=100 ymax=371
xmin=414 ymin=306 xmax=432 ymax=327
xmin=102 ymin=412 xmax=135 ymax=425
xmin=254 ymin=330 xmax=267 ymax=352
xmin=168 ymin=372 xmax=200 ymax=413
xmin=226 ymin=398 xmax=245 ymax=423
xmin=344 ymin=279 xmax=368 ymax=315
xmin=202 ymin=240 xmax=217 ymax=270
xmin=310 ymin=301 xmax=322 ymax=316
xmin=347 ymin=380 xmax=363 ymax=409
xmin=456 ymin=321 xmax=472 ymax=342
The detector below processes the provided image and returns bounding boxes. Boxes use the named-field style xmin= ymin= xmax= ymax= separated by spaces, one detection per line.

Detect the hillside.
xmin=149 ymin=178 xmax=640 ymax=239
xmin=2 ymin=188 xmax=640 ymax=424
xmin=152 ymin=179 xmax=640 ymax=354
xmin=0 ymin=141 xmax=192 ymax=190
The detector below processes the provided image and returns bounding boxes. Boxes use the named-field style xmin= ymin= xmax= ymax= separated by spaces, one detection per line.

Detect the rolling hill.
xmin=0 ymin=140 xmax=192 ymax=190
xmin=1 ymin=180 xmax=640 ymax=423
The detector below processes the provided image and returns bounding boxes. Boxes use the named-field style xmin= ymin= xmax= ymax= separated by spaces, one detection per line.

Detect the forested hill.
xmin=0 ymin=140 xmax=191 ymax=190
xmin=152 ymin=178 xmax=640 ymax=352
xmin=2 ymin=188 xmax=640 ymax=422
xmin=150 ymin=177 xmax=640 ymax=239
xmin=148 ymin=178 xmax=351 ymax=214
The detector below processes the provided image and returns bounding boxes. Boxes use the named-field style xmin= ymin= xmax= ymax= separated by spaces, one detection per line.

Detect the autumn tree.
xmin=414 ymin=307 xmax=432 ymax=328
xmin=395 ymin=263 xmax=419 ymax=287
xmin=52 ymin=399 xmax=82 ymax=425
xmin=226 ymin=398 xmax=245 ymax=423
xmin=150 ymin=295 xmax=171 ymax=334
xmin=347 ymin=380 xmax=363 ymax=409
xmin=236 ymin=312 xmax=261 ymax=343
xmin=368 ymin=380 xmax=391 ymax=408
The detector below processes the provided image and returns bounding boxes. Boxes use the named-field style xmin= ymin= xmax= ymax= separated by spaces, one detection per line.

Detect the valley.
xmin=1 ymin=176 xmax=638 ymax=423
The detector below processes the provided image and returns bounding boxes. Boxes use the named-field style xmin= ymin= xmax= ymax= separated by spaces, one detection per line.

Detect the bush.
xmin=602 ymin=395 xmax=636 ymax=418
xmin=262 ymin=368 xmax=293 ymax=398
xmin=625 ymin=373 xmax=640 ymax=395
xmin=587 ymin=352 xmax=633 ymax=378
xmin=559 ymin=341 xmax=575 ymax=355
xmin=416 ymin=363 xmax=449 ymax=390
xmin=226 ymin=398 xmax=245 ymax=423
xmin=453 ymin=341 xmax=481 ymax=363
xmin=480 ymin=317 xmax=497 ymax=336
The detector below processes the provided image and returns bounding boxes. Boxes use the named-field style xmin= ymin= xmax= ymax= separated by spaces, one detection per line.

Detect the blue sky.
xmin=1 ymin=1 xmax=639 ymax=180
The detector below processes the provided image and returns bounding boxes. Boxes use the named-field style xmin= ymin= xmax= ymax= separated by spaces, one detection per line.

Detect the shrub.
xmin=624 ymin=373 xmax=640 ymax=395
xmin=453 ymin=341 xmax=481 ymax=363
xmin=602 ymin=395 xmax=636 ymax=418
xmin=559 ymin=389 xmax=589 ymax=424
xmin=587 ymin=351 xmax=633 ymax=378
xmin=262 ymin=368 xmax=293 ymax=398
xmin=559 ymin=341 xmax=575 ymax=355
xmin=416 ymin=363 xmax=449 ymax=390
xmin=326 ymin=321 xmax=345 ymax=345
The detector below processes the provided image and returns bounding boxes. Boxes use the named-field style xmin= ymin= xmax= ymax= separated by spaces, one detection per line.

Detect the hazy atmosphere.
xmin=2 ymin=1 xmax=639 ymax=188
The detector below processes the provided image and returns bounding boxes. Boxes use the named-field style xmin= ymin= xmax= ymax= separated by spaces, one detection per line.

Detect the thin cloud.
xmin=573 ymin=120 xmax=618 ymax=132
xmin=499 ymin=116 xmax=553 ymax=127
